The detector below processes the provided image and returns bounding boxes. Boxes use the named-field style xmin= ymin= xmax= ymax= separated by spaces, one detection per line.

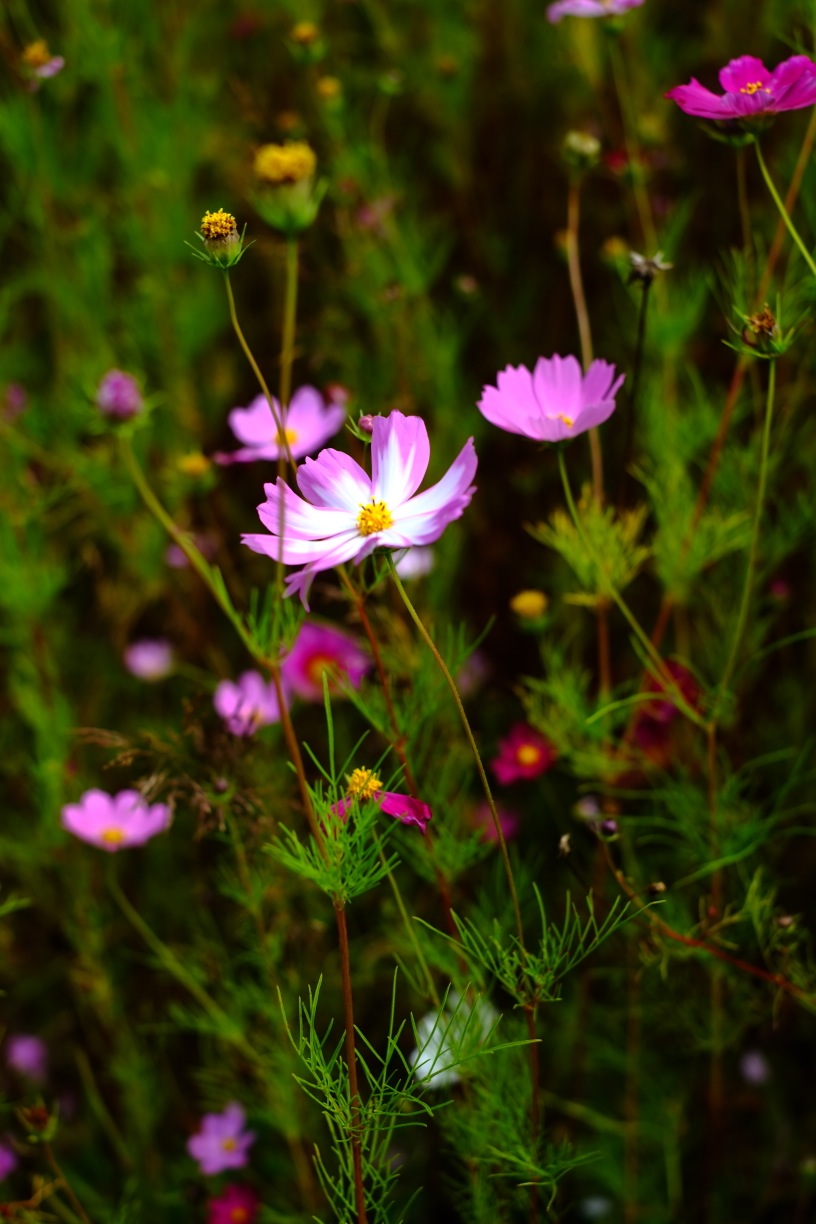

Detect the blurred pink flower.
xmin=243 ymin=411 xmax=477 ymax=606
xmin=281 ymin=622 xmax=370 ymax=702
xmin=215 ymin=386 xmax=346 ymax=464
xmin=208 ymin=1183 xmax=260 ymax=1224
xmin=548 ymin=0 xmax=644 ymax=21
xmin=666 ymin=55 xmax=816 ymax=121
xmin=0 ymin=1139 xmax=17 ymax=1181
xmin=214 ymin=671 xmax=285 ymax=736
xmin=478 ymin=355 xmax=624 ymax=443
xmin=332 ymin=768 xmax=431 ymax=833
xmin=124 ymin=639 xmax=174 ymax=681
xmin=5 ymin=1034 xmax=48 ymax=1083
xmin=165 ymin=533 xmax=217 ymax=569
xmin=3 ymin=383 xmax=27 ymax=421
xmin=492 ymin=724 xmax=556 ymax=784
xmin=96 ymin=370 xmax=143 ymax=419
xmin=471 ymin=801 xmax=520 ymax=843
xmin=187 ymin=1103 xmax=255 ymax=1177
xmin=61 ymin=790 xmax=171 ymax=851
xmin=394 ymin=546 xmax=435 ymax=579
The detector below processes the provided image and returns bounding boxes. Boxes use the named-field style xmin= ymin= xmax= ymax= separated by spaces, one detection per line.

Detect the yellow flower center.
xmin=305 ymin=653 xmax=340 ymax=690
xmin=517 ymin=745 xmax=541 ymax=767
xmin=276 ymin=427 xmax=299 ymax=446
xmin=510 ymin=590 xmax=548 ymax=619
xmin=740 ymin=81 xmax=771 ymax=95
xmin=22 ymin=40 xmax=51 ymax=69
xmin=200 ymin=209 xmax=238 ymax=242
xmin=254 ymin=142 xmax=316 ymax=185
xmin=230 ymin=1210 xmax=249 ymax=1224
xmin=101 ymin=828 xmax=125 ymax=845
xmin=345 ymin=768 xmax=383 ymax=801
xmin=291 ymin=20 xmax=319 ymax=45
xmin=222 ymin=1138 xmax=237 ymax=1152
xmin=557 ymin=414 xmax=574 ymax=428
xmin=357 ymin=501 xmax=393 ymax=536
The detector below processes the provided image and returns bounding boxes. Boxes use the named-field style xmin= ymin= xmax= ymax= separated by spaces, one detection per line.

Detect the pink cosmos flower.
xmin=492 ymin=724 xmax=556 ymax=784
xmin=215 ymin=386 xmax=346 ymax=465
xmin=242 ymin=411 xmax=477 ymax=606
xmin=213 ymin=671 xmax=285 ymax=736
xmin=478 ymin=355 xmax=624 ymax=443
xmin=124 ymin=639 xmax=174 ymax=681
xmin=471 ymin=801 xmax=520 ymax=843
xmin=5 ymin=1035 xmax=48 ymax=1083
xmin=332 ymin=768 xmax=432 ymax=833
xmin=281 ymin=622 xmax=370 ymax=702
xmin=96 ymin=370 xmax=143 ymax=419
xmin=666 ymin=55 xmax=816 ymax=122
xmin=394 ymin=546 xmax=435 ymax=579
xmin=208 ymin=1183 xmax=260 ymax=1224
xmin=187 ymin=1102 xmax=256 ymax=1177
xmin=61 ymin=789 xmax=172 ymax=851
xmin=547 ymin=0 xmax=644 ymax=21
xmin=0 ymin=1139 xmax=17 ymax=1181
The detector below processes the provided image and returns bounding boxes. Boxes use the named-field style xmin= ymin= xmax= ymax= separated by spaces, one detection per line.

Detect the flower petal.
xmin=388 ymin=438 xmax=477 ymax=544
xmin=297 ymin=449 xmax=371 ymax=511
xmin=371 ymin=412 xmax=430 ymax=506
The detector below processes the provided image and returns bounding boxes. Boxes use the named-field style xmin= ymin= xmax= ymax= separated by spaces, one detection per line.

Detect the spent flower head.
xmin=242 ymin=410 xmax=477 ymax=607
xmin=61 ymin=789 xmax=172 ymax=851
xmin=563 ymin=130 xmax=602 ymax=172
xmin=666 ymin=55 xmax=816 ymax=127
xmin=332 ymin=768 xmax=432 ymax=832
xmin=478 ymin=354 xmax=624 ymax=444
xmin=190 ymin=209 xmax=250 ymax=269
xmin=187 ymin=1103 xmax=256 ymax=1177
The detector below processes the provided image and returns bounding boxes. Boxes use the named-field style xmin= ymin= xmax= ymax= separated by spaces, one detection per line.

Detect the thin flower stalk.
xmin=754 ymin=142 xmax=816 ymax=279
xmin=565 ymin=174 xmax=605 ymax=505
xmin=607 ymin=34 xmax=657 ymax=255
xmin=335 ymin=901 xmax=368 ymax=1224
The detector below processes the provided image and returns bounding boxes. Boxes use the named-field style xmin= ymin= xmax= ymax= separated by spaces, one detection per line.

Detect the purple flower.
xmin=5 ymin=1035 xmax=48 ymax=1083
xmin=332 ymin=768 xmax=432 ymax=833
xmin=492 ymin=724 xmax=556 ymax=785
xmin=3 ymin=383 xmax=27 ymax=421
xmin=61 ymin=789 xmax=171 ymax=851
xmin=666 ymin=55 xmax=816 ymax=122
xmin=124 ymin=639 xmax=174 ymax=682
xmin=96 ymin=370 xmax=143 ymax=419
xmin=478 ymin=355 xmax=624 ymax=443
xmin=547 ymin=0 xmax=644 ymax=22
xmin=242 ymin=411 xmax=477 ymax=606
xmin=281 ymin=622 xmax=370 ymax=702
xmin=208 ymin=1183 xmax=260 ymax=1224
xmin=215 ymin=386 xmax=346 ymax=465
xmin=214 ymin=671 xmax=285 ymax=736
xmin=0 ymin=1139 xmax=17 ymax=1181
xmin=187 ymin=1102 xmax=256 ymax=1177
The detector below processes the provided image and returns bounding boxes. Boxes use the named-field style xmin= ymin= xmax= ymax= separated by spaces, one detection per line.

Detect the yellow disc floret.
xmin=22 ymin=40 xmax=51 ymax=69
xmin=517 ymin=745 xmax=542 ymax=767
xmin=345 ymin=768 xmax=383 ymax=801
xmin=357 ymin=501 xmax=393 ymax=536
xmin=254 ymin=142 xmax=316 ymax=185
xmin=510 ymin=589 xmax=548 ymax=619
xmin=200 ymin=208 xmax=238 ymax=242
xmin=740 ymin=81 xmax=771 ymax=95
xmin=101 ymin=827 xmax=125 ymax=845
xmin=276 ymin=427 xmax=299 ymax=446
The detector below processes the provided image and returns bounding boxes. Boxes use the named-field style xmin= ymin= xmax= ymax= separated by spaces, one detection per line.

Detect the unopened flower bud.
xmin=252 ymin=142 xmax=324 ymax=235
xmin=358 ymin=414 xmax=376 ymax=434
xmin=291 ymin=21 xmax=319 ymax=46
xmin=96 ymin=370 xmax=143 ymax=420
xmin=600 ymin=818 xmax=619 ymax=837
xmin=317 ymin=76 xmax=342 ymax=102
xmin=647 ymin=880 xmax=667 ymax=895
xmin=510 ymin=589 xmax=548 ymax=620
xmin=558 ymin=833 xmax=571 ymax=856
xmin=563 ymin=130 xmax=601 ymax=172
xmin=190 ymin=209 xmax=249 ymax=269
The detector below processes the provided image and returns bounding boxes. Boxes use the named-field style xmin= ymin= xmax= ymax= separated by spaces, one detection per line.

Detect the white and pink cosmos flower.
xmin=61 ymin=789 xmax=172 ymax=852
xmin=215 ymin=386 xmax=346 ymax=465
xmin=478 ymin=354 xmax=624 ymax=444
xmin=242 ymin=411 xmax=477 ymax=606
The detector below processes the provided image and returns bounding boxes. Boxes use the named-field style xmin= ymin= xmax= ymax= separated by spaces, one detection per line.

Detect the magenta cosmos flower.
xmin=124 ymin=639 xmax=174 ymax=681
xmin=492 ymin=724 xmax=556 ymax=785
xmin=5 ymin=1035 xmax=48 ymax=1083
xmin=242 ymin=411 xmax=477 ymax=606
xmin=61 ymin=789 xmax=171 ymax=851
xmin=187 ymin=1102 xmax=256 ymax=1177
xmin=213 ymin=671 xmax=285 ymax=736
xmin=96 ymin=370 xmax=143 ymax=419
xmin=281 ymin=622 xmax=370 ymax=702
xmin=332 ymin=768 xmax=432 ymax=833
xmin=471 ymin=801 xmax=520 ymax=843
xmin=215 ymin=386 xmax=346 ymax=465
xmin=208 ymin=1184 xmax=260 ymax=1224
xmin=666 ymin=55 xmax=816 ymax=121
xmin=547 ymin=0 xmax=644 ymax=21
xmin=478 ymin=355 xmax=624 ymax=443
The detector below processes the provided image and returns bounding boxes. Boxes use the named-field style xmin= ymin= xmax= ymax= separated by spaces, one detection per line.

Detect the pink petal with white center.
xmin=257 ymin=479 xmax=354 ymax=540
xmin=297 ymin=449 xmax=371 ymax=511
xmin=532 ymin=353 xmax=583 ymax=423
xmin=387 ymin=438 xmax=477 ymax=543
xmin=243 ymin=526 xmax=361 ymax=566
xmin=370 ymin=412 xmax=430 ymax=506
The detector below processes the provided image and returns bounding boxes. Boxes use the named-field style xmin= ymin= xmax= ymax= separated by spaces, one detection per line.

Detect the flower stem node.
xmin=189 ymin=209 xmax=251 ymax=269
xmin=252 ymin=142 xmax=325 ymax=236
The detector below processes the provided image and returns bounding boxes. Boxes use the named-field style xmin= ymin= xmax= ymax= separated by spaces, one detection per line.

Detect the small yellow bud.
xmin=291 ymin=21 xmax=320 ymax=45
xmin=254 ymin=141 xmax=316 ymax=186
xmin=316 ymin=75 xmax=342 ymax=101
xmin=510 ymin=590 xmax=548 ymax=619
xmin=22 ymin=40 xmax=52 ymax=69
xmin=177 ymin=452 xmax=211 ymax=478
xmin=200 ymin=208 xmax=238 ymax=244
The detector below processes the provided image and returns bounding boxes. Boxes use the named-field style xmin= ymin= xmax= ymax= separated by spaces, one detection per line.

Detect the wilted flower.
xmin=124 ymin=639 xmax=174 ymax=682
xmin=471 ymin=801 xmax=520 ymax=843
xmin=5 ymin=1034 xmax=48 ymax=1083
xmin=332 ymin=768 xmax=431 ymax=833
xmin=666 ymin=55 xmax=816 ymax=122
xmin=215 ymin=386 xmax=346 ymax=465
xmin=242 ymin=411 xmax=477 ymax=607
xmin=214 ymin=671 xmax=285 ymax=736
xmin=547 ymin=0 xmax=644 ymax=22
xmin=208 ymin=1184 xmax=260 ymax=1224
xmin=281 ymin=621 xmax=370 ymax=702
xmin=394 ymin=546 xmax=435 ymax=579
xmin=22 ymin=40 xmax=64 ymax=80
xmin=628 ymin=250 xmax=673 ymax=286
xmin=492 ymin=724 xmax=556 ymax=784
xmin=187 ymin=1103 xmax=256 ymax=1177
xmin=96 ymin=370 xmax=143 ymax=420
xmin=61 ymin=790 xmax=172 ymax=851
xmin=0 ymin=1139 xmax=17 ymax=1181
xmin=478 ymin=355 xmax=624 ymax=444
xmin=410 ymin=992 xmax=499 ymax=1088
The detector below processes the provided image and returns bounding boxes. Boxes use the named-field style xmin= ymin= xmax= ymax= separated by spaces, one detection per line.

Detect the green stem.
xmin=556 ymin=449 xmax=707 ymax=731
xmin=755 ymin=142 xmax=816 ymax=279
xmin=717 ymin=361 xmax=776 ymax=699
xmin=279 ymin=237 xmax=299 ymax=412
xmin=335 ymin=902 xmax=368 ymax=1224
xmin=607 ymin=34 xmax=657 ymax=253
xmin=566 ymin=174 xmax=604 ymax=504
